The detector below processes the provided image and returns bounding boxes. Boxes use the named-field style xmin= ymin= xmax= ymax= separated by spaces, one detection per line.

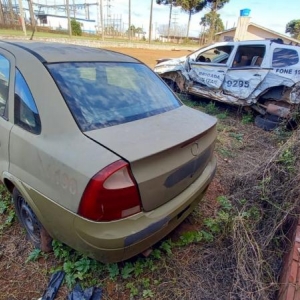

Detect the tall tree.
xmin=205 ymin=0 xmax=229 ymax=42
xmin=176 ymin=0 xmax=206 ymax=39
xmin=285 ymin=19 xmax=300 ymax=40
xmin=156 ymin=0 xmax=177 ymax=39
xmin=126 ymin=25 xmax=144 ymax=38
xmin=200 ymin=10 xmax=224 ymax=40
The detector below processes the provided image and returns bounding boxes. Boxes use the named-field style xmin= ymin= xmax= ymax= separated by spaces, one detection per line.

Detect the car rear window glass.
xmin=47 ymin=62 xmax=181 ymax=131
xmin=272 ymin=48 xmax=299 ymax=67
xmin=14 ymin=69 xmax=41 ymax=134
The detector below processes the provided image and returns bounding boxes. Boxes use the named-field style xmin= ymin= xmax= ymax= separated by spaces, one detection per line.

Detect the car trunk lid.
xmin=84 ymin=106 xmax=217 ymax=211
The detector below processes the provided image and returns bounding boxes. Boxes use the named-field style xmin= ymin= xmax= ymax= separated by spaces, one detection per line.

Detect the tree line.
xmin=156 ymin=0 xmax=229 ymax=41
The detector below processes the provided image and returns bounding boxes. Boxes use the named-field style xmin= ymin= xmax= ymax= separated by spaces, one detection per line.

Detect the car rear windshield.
xmin=47 ymin=62 xmax=181 ymax=131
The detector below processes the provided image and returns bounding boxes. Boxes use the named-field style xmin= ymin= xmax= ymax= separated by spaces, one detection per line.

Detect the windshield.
xmin=47 ymin=62 xmax=181 ymax=131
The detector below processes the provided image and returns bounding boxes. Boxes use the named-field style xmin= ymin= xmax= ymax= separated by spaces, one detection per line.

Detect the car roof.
xmin=213 ymin=39 xmax=300 ymax=48
xmin=0 ymin=40 xmax=139 ymax=63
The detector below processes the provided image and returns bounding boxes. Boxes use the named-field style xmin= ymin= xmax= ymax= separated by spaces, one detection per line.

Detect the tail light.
xmin=78 ymin=160 xmax=141 ymax=221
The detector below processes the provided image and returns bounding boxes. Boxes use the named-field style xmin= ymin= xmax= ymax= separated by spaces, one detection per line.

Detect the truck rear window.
xmin=47 ymin=62 xmax=181 ymax=131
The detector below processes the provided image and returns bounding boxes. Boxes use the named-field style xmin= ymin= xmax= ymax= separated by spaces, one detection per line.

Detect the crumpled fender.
xmin=160 ymin=70 xmax=190 ymax=91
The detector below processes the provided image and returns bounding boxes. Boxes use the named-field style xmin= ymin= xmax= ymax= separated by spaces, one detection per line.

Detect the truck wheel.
xmin=254 ymin=115 xmax=280 ymax=131
xmin=264 ymin=113 xmax=283 ymax=123
xmin=13 ymin=188 xmax=52 ymax=252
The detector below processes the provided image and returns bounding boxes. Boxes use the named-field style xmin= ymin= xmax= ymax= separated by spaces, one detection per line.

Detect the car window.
xmin=47 ymin=62 xmax=181 ymax=131
xmin=14 ymin=69 xmax=41 ymax=134
xmin=195 ymin=46 xmax=234 ymax=64
xmin=272 ymin=48 xmax=299 ymax=67
xmin=0 ymin=54 xmax=10 ymax=118
xmin=232 ymin=45 xmax=266 ymax=68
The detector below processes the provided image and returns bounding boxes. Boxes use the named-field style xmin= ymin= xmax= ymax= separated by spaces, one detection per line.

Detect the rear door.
xmin=223 ymin=44 xmax=269 ymax=100
xmin=188 ymin=45 xmax=235 ymax=89
xmin=269 ymin=43 xmax=300 ymax=84
xmin=0 ymin=49 xmax=15 ymax=176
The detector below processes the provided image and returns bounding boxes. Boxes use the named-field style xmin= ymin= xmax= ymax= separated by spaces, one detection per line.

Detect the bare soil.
xmin=103 ymin=47 xmax=192 ymax=69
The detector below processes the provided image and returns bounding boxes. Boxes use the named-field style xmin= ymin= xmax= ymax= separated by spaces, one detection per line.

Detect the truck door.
xmin=188 ymin=45 xmax=234 ymax=89
xmin=223 ymin=44 xmax=269 ymax=100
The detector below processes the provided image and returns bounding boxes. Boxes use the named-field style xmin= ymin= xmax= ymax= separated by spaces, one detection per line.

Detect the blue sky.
xmin=107 ymin=0 xmax=300 ymax=37
xmin=34 ymin=0 xmax=299 ymax=38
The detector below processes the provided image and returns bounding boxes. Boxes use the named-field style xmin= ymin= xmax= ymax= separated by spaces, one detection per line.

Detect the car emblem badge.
xmin=191 ymin=142 xmax=200 ymax=157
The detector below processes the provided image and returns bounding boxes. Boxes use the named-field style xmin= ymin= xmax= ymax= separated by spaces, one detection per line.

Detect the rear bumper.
xmin=73 ymin=155 xmax=217 ymax=262
xmin=19 ymin=156 xmax=216 ymax=263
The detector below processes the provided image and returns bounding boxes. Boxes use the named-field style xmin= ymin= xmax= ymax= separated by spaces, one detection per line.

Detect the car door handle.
xmin=218 ymin=70 xmax=225 ymax=73
xmin=253 ymin=74 xmax=260 ymax=76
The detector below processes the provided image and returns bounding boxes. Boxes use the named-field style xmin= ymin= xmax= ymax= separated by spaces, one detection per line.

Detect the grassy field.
xmin=0 ymin=28 xmax=200 ymax=46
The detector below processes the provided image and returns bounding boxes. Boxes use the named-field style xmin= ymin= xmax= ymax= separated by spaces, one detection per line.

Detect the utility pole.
xmin=28 ymin=0 xmax=36 ymax=28
xmin=72 ymin=0 xmax=76 ymax=18
xmin=100 ymin=0 xmax=104 ymax=40
xmin=66 ymin=0 xmax=72 ymax=37
xmin=167 ymin=2 xmax=173 ymax=40
xmin=128 ymin=0 xmax=131 ymax=40
xmin=0 ymin=2 xmax=5 ymax=25
xmin=18 ymin=0 xmax=27 ymax=36
xmin=8 ymin=0 xmax=15 ymax=28
xmin=148 ymin=0 xmax=153 ymax=44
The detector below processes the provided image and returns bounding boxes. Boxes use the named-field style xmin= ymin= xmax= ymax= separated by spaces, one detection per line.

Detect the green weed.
xmin=278 ymin=148 xmax=295 ymax=172
xmin=0 ymin=185 xmax=15 ymax=233
xmin=159 ymin=239 xmax=173 ymax=256
xmin=216 ymin=111 xmax=228 ymax=120
xmin=142 ymin=289 xmax=154 ymax=298
xmin=126 ymin=282 xmax=139 ymax=297
xmin=205 ymin=102 xmax=219 ymax=115
xmin=217 ymin=147 xmax=235 ymax=158
xmin=26 ymin=249 xmax=43 ymax=262
xmin=241 ymin=113 xmax=254 ymax=124
xmin=229 ymin=132 xmax=244 ymax=142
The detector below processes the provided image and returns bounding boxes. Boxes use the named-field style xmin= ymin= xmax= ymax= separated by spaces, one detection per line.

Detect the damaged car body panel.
xmin=154 ymin=40 xmax=300 ymax=113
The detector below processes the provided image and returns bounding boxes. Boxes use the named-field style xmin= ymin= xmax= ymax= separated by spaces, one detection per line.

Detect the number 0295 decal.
xmin=226 ymin=80 xmax=250 ymax=88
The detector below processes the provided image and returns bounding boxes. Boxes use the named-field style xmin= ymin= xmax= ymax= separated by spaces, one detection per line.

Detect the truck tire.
xmin=254 ymin=115 xmax=280 ymax=131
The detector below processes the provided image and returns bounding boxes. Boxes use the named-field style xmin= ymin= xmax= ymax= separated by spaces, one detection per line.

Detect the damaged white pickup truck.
xmin=154 ymin=40 xmax=300 ymax=130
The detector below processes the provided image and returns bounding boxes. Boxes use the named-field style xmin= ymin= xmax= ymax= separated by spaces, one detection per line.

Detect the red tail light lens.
xmin=78 ymin=160 xmax=141 ymax=221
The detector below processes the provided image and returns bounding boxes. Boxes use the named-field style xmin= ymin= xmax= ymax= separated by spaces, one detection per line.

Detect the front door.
xmin=188 ymin=45 xmax=235 ymax=89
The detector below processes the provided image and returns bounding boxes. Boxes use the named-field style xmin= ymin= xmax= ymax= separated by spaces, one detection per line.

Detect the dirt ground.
xmin=103 ymin=47 xmax=192 ymax=69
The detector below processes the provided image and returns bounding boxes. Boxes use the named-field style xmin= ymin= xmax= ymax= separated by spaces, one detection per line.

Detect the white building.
xmin=36 ymin=14 xmax=96 ymax=34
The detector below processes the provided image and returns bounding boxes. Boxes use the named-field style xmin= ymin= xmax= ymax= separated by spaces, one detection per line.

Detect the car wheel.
xmin=264 ymin=114 xmax=298 ymax=131
xmin=13 ymin=188 xmax=52 ymax=252
xmin=254 ymin=115 xmax=280 ymax=131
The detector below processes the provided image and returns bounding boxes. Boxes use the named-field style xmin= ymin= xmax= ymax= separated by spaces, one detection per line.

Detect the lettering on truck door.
xmin=188 ymin=45 xmax=234 ymax=89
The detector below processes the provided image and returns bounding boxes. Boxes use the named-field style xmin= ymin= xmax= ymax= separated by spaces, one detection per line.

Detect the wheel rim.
xmin=17 ymin=195 xmax=41 ymax=245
